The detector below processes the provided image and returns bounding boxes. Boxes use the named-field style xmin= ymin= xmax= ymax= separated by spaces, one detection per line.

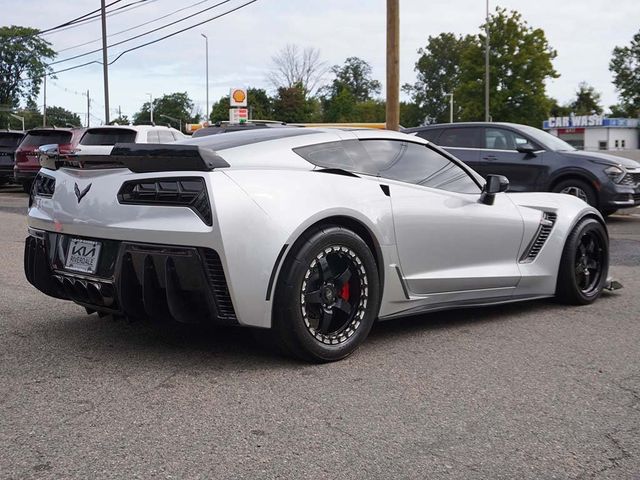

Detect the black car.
xmin=404 ymin=122 xmax=640 ymax=215
xmin=0 ymin=130 xmax=25 ymax=186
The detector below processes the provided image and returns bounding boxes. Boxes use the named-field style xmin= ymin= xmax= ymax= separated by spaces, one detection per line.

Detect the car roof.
xmin=95 ymin=124 xmax=177 ymax=131
xmin=404 ymin=122 xmax=529 ymax=132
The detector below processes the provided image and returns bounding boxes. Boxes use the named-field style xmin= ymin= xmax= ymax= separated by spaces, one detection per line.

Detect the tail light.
xmin=117 ymin=177 xmax=212 ymax=226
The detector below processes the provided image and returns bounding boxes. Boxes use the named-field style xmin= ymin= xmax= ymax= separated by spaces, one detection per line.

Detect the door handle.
xmin=483 ymin=155 xmax=497 ymax=160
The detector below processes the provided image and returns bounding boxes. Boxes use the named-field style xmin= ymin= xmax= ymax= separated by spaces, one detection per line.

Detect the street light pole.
xmin=146 ymin=93 xmax=154 ymax=124
xmin=201 ymin=34 xmax=209 ymax=123
xmin=445 ymin=93 xmax=454 ymax=123
xmin=484 ymin=0 xmax=490 ymax=122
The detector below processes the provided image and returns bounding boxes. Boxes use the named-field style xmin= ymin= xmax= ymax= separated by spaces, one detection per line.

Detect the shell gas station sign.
xmin=230 ymin=88 xmax=247 ymax=107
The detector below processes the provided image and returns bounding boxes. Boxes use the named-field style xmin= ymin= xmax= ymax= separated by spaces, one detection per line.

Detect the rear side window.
xmin=80 ymin=128 xmax=137 ymax=145
xmin=0 ymin=133 xmax=24 ymax=148
xmin=20 ymin=131 xmax=72 ymax=147
xmin=146 ymin=131 xmax=160 ymax=143
xmin=158 ymin=130 xmax=175 ymax=143
xmin=438 ymin=128 xmax=482 ymax=148
xmin=414 ymin=129 xmax=442 ymax=143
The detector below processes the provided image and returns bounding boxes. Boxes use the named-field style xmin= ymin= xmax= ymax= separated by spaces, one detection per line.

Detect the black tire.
xmin=0 ymin=177 xmax=8 ymax=186
xmin=556 ymin=217 xmax=609 ymax=305
xmin=273 ymin=225 xmax=380 ymax=363
xmin=21 ymin=181 xmax=32 ymax=194
xmin=552 ymin=178 xmax=598 ymax=209
xmin=602 ymin=208 xmax=618 ymax=218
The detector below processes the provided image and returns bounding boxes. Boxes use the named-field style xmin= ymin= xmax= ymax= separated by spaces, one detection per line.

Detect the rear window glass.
xmin=438 ymin=128 xmax=482 ymax=148
xmin=158 ymin=130 xmax=175 ymax=143
xmin=21 ymin=131 xmax=72 ymax=147
xmin=414 ymin=129 xmax=442 ymax=143
xmin=0 ymin=133 xmax=24 ymax=148
xmin=80 ymin=128 xmax=136 ymax=145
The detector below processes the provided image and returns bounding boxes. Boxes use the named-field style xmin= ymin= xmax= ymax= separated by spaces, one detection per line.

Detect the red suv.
xmin=14 ymin=128 xmax=85 ymax=192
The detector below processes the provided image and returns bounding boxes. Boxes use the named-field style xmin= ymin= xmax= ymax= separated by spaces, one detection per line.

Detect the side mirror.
xmin=516 ymin=143 xmax=537 ymax=155
xmin=480 ymin=174 xmax=509 ymax=205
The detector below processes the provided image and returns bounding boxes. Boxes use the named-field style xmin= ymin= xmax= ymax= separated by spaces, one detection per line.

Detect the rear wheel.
xmin=556 ymin=217 xmax=608 ymax=305
xmin=273 ymin=226 xmax=380 ymax=363
xmin=552 ymin=179 xmax=597 ymax=209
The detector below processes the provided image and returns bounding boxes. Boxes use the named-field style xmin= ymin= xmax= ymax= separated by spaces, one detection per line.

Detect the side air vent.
xmin=200 ymin=249 xmax=237 ymax=323
xmin=117 ymin=177 xmax=212 ymax=226
xmin=33 ymin=173 xmax=56 ymax=197
xmin=520 ymin=212 xmax=557 ymax=263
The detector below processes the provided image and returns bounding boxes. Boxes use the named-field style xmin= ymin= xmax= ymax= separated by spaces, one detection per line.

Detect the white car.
xmin=76 ymin=125 xmax=187 ymax=156
xmin=26 ymin=128 xmax=611 ymax=362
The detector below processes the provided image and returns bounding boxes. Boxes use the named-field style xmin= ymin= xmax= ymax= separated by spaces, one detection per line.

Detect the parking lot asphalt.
xmin=0 ymin=185 xmax=639 ymax=480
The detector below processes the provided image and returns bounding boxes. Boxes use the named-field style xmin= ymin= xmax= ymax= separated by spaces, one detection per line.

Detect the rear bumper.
xmin=24 ymin=229 xmax=238 ymax=325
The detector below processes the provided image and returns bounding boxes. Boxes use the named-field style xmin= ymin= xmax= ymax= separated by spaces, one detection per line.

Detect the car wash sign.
xmin=543 ymin=115 xmax=639 ymax=130
xmin=543 ymin=114 xmax=604 ymax=129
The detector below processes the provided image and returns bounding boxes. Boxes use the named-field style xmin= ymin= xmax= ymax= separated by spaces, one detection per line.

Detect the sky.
xmin=2 ymin=0 xmax=639 ymax=126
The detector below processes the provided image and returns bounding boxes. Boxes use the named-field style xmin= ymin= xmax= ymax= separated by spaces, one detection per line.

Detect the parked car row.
xmin=1 ymin=125 xmax=185 ymax=192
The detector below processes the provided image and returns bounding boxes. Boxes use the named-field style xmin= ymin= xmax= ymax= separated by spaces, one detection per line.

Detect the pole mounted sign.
xmin=230 ymin=88 xmax=248 ymax=107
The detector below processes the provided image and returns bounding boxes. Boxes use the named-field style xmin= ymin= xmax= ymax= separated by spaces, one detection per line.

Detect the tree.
xmin=610 ymin=29 xmax=640 ymax=117
xmin=568 ymin=82 xmax=603 ymax=115
xmin=267 ymin=44 xmax=328 ymax=97
xmin=324 ymin=57 xmax=381 ymax=102
xmin=272 ymin=84 xmax=315 ymax=123
xmin=404 ymin=33 xmax=476 ymax=124
xmin=456 ymin=8 xmax=558 ymax=126
xmin=0 ymin=26 xmax=55 ymax=128
xmin=133 ymin=92 xmax=198 ymax=126
xmin=110 ymin=114 xmax=130 ymax=125
xmin=45 ymin=106 xmax=81 ymax=127
xmin=549 ymin=98 xmax=571 ymax=117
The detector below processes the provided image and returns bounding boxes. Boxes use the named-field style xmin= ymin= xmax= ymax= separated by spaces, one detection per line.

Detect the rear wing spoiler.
xmin=38 ymin=143 xmax=230 ymax=173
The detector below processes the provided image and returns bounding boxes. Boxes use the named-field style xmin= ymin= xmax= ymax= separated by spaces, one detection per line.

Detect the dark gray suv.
xmin=404 ymin=122 xmax=640 ymax=215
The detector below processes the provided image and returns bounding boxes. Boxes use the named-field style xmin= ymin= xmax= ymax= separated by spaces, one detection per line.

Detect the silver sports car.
xmin=25 ymin=128 xmax=610 ymax=362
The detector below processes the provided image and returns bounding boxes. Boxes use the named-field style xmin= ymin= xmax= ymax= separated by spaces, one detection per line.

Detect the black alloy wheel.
xmin=273 ymin=226 xmax=380 ymax=362
xmin=553 ymin=179 xmax=598 ymax=209
xmin=556 ymin=217 xmax=609 ymax=305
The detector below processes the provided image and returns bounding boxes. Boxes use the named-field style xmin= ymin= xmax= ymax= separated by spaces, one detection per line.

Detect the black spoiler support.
xmin=39 ymin=143 xmax=230 ymax=172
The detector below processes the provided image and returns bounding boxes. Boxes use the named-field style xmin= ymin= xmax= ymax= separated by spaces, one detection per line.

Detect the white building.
xmin=543 ymin=115 xmax=639 ymax=151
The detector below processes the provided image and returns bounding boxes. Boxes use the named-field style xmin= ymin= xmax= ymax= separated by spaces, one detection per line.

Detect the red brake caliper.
xmin=340 ymin=281 xmax=350 ymax=301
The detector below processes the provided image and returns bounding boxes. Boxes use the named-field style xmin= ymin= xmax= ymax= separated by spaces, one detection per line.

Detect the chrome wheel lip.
xmin=574 ymin=230 xmax=605 ymax=296
xmin=561 ymin=186 xmax=588 ymax=203
xmin=300 ymin=245 xmax=368 ymax=346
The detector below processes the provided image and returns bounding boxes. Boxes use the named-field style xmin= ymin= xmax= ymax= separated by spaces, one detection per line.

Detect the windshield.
xmin=517 ymin=125 xmax=577 ymax=151
xmin=80 ymin=128 xmax=137 ymax=145
xmin=0 ymin=133 xmax=24 ymax=148
xmin=21 ymin=131 xmax=72 ymax=147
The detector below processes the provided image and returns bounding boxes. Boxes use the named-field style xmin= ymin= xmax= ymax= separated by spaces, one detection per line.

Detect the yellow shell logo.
xmin=232 ymin=89 xmax=246 ymax=103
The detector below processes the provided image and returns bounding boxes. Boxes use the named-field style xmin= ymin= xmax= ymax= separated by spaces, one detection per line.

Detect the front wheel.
xmin=556 ymin=217 xmax=609 ymax=305
xmin=552 ymin=179 xmax=598 ymax=209
xmin=273 ymin=226 xmax=380 ymax=362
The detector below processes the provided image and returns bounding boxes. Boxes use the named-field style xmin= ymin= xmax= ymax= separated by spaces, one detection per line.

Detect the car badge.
xmin=74 ymin=183 xmax=92 ymax=203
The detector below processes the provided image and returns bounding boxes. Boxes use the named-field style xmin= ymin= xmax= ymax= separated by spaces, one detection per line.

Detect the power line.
xmin=58 ymin=0 xmax=212 ymax=53
xmin=40 ymin=0 xmax=154 ymax=37
xmin=51 ymin=0 xmax=234 ymax=65
xmin=36 ymin=0 xmax=122 ymax=35
xmin=14 ymin=0 xmax=259 ymax=79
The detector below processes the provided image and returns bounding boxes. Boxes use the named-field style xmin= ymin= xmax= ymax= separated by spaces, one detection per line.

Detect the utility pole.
xmin=484 ymin=0 xmax=490 ymax=122
xmin=86 ymin=90 xmax=90 ymax=127
xmin=100 ymin=0 xmax=110 ymax=124
xmin=386 ymin=0 xmax=400 ymax=131
xmin=201 ymin=34 xmax=209 ymax=123
xmin=42 ymin=74 xmax=47 ymax=127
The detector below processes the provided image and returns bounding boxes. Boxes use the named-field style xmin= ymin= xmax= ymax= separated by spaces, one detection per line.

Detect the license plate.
xmin=65 ymin=238 xmax=102 ymax=274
